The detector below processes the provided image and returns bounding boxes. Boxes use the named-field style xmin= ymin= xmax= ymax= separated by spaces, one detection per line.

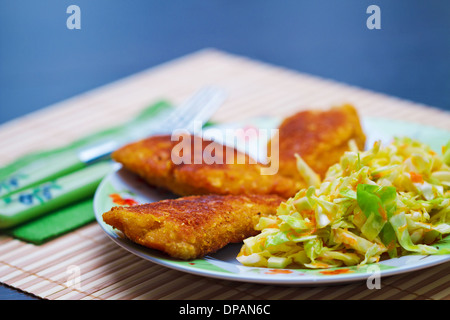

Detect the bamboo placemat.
xmin=0 ymin=49 xmax=449 ymax=300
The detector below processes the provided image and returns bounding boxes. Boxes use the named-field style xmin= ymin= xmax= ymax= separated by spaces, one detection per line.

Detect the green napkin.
xmin=7 ymin=198 xmax=95 ymax=244
xmin=1 ymin=100 xmax=174 ymax=244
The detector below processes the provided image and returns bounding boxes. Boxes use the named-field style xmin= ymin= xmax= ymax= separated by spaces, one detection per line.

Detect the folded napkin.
xmin=7 ymin=198 xmax=95 ymax=244
xmin=1 ymin=100 xmax=173 ymax=244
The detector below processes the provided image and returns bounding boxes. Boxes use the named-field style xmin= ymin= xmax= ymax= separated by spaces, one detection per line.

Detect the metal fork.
xmin=159 ymin=86 xmax=227 ymax=133
xmin=79 ymin=86 xmax=227 ymax=163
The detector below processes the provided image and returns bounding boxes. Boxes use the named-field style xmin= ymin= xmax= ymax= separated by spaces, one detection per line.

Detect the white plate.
xmin=94 ymin=117 xmax=450 ymax=285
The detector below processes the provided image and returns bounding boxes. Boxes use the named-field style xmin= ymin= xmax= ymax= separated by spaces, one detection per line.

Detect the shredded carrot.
xmin=410 ymin=172 xmax=424 ymax=184
xmin=377 ymin=203 xmax=388 ymax=221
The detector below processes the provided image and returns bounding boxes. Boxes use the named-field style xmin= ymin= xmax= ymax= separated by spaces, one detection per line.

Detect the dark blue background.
xmin=0 ymin=0 xmax=449 ymax=299
xmin=1 ymin=0 xmax=450 ymax=126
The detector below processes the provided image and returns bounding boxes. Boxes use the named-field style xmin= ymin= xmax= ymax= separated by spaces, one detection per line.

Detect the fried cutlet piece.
xmin=112 ymin=134 xmax=302 ymax=199
xmin=270 ymin=104 xmax=366 ymax=180
xmin=102 ymin=194 xmax=284 ymax=260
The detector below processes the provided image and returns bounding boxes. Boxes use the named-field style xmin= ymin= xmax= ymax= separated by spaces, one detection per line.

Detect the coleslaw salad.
xmin=237 ymin=137 xmax=450 ymax=269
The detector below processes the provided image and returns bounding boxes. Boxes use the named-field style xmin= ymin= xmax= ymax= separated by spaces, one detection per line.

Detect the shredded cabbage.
xmin=237 ymin=137 xmax=450 ymax=269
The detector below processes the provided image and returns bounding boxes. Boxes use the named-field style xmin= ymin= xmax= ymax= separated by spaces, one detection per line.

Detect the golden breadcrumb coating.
xmin=102 ymin=194 xmax=284 ymax=260
xmin=112 ymin=134 xmax=302 ymax=199
xmin=270 ymin=104 xmax=366 ymax=180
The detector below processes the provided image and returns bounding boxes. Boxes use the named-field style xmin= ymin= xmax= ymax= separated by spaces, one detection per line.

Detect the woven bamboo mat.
xmin=0 ymin=49 xmax=449 ymax=300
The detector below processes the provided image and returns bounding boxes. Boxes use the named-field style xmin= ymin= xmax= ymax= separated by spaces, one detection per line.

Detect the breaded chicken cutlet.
xmin=270 ymin=104 xmax=366 ymax=180
xmin=112 ymin=104 xmax=366 ymax=198
xmin=102 ymin=194 xmax=284 ymax=260
xmin=112 ymin=134 xmax=302 ymax=199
